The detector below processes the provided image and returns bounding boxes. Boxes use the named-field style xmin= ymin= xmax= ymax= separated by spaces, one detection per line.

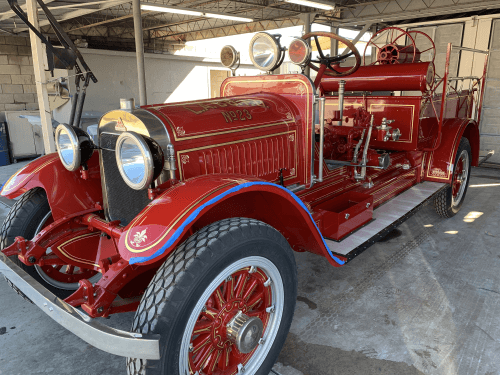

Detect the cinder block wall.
xmin=0 ymin=35 xmax=38 ymax=112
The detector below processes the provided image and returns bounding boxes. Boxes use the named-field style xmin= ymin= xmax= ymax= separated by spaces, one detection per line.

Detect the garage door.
xmin=481 ymin=19 xmax=500 ymax=162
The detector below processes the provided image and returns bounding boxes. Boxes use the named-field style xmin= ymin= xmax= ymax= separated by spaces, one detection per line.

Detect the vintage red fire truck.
xmin=0 ymin=20 xmax=488 ymax=375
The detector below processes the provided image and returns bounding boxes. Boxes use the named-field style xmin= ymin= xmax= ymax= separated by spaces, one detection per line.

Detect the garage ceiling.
xmin=1 ymin=0 xmax=500 ymax=48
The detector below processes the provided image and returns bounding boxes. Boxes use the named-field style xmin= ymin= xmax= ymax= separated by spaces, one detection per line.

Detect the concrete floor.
xmin=1 ymin=163 xmax=500 ymax=375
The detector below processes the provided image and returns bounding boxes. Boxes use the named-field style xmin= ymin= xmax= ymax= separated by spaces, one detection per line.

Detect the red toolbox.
xmin=316 ymin=191 xmax=374 ymax=241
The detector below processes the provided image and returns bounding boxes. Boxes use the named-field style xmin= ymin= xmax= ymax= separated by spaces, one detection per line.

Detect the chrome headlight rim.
xmin=220 ymin=45 xmax=239 ymax=68
xmin=115 ymin=131 xmax=154 ymax=191
xmin=249 ymin=32 xmax=282 ymax=71
xmin=55 ymin=123 xmax=81 ymax=172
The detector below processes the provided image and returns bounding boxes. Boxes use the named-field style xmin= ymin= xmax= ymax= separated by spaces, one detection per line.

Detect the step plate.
xmin=324 ymin=181 xmax=446 ymax=260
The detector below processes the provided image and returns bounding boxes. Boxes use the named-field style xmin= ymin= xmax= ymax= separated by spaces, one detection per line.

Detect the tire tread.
xmin=126 ymin=217 xmax=295 ymax=375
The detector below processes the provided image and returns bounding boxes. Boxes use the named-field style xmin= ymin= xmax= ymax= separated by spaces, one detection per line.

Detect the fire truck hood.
xmin=99 ymin=93 xmax=299 ymax=154
xmin=142 ymin=93 xmax=298 ymax=143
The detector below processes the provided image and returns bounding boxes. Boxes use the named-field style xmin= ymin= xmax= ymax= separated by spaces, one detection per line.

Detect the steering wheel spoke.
xmin=314 ymin=35 xmax=326 ymax=59
xmin=327 ymin=65 xmax=342 ymax=75
xmin=301 ymin=31 xmax=361 ymax=83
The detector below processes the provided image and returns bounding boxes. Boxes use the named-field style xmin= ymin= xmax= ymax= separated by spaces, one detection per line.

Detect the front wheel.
xmin=127 ymin=218 xmax=298 ymax=375
xmin=0 ymin=188 xmax=100 ymax=298
xmin=434 ymin=137 xmax=472 ymax=218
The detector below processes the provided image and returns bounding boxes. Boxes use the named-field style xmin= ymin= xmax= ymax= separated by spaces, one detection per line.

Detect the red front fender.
xmin=118 ymin=175 xmax=346 ymax=267
xmin=423 ymin=119 xmax=479 ymax=183
xmin=0 ymin=153 xmax=102 ymax=220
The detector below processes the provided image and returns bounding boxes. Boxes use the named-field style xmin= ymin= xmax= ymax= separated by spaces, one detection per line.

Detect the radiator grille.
xmin=100 ymin=133 xmax=150 ymax=226
xmin=181 ymin=132 xmax=296 ymax=181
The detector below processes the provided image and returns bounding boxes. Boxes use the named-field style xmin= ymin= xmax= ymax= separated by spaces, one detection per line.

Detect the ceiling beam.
xmin=12 ymin=0 xmax=131 ymax=32
xmin=339 ymin=0 xmax=500 ymax=26
xmin=67 ymin=10 xmax=155 ymax=32
xmin=152 ymin=16 xmax=301 ymax=41
xmin=142 ymin=2 xmax=297 ymax=32
xmin=0 ymin=0 xmax=56 ymax=21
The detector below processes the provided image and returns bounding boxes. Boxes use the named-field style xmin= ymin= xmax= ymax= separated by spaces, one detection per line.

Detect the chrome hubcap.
xmin=179 ymin=256 xmax=284 ymax=375
xmin=227 ymin=311 xmax=264 ymax=354
xmin=451 ymin=150 xmax=469 ymax=208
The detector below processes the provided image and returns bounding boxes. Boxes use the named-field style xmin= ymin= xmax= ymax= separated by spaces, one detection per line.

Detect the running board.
xmin=325 ymin=181 xmax=447 ymax=262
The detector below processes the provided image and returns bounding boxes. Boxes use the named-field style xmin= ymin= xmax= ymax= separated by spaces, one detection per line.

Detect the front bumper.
xmin=0 ymin=253 xmax=161 ymax=360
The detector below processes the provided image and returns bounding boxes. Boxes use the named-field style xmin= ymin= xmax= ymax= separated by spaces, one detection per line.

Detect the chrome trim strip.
xmin=0 ymin=253 xmax=161 ymax=360
xmin=317 ymin=97 xmax=325 ymax=183
xmin=310 ymin=95 xmax=318 ymax=188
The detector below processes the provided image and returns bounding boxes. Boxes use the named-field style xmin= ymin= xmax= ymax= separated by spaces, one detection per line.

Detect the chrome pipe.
xmin=338 ymin=80 xmax=345 ymax=126
xmin=309 ymin=95 xmax=318 ymax=188
xmin=317 ymin=97 xmax=326 ymax=183
xmin=360 ymin=115 xmax=375 ymax=180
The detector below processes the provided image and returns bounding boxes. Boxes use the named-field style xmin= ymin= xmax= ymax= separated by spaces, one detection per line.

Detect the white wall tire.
xmin=434 ymin=137 xmax=472 ymax=218
xmin=127 ymin=218 xmax=298 ymax=375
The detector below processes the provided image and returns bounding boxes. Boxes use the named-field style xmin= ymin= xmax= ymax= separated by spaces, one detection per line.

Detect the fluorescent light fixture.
xmin=283 ymin=0 xmax=335 ymax=10
xmin=140 ymin=4 xmax=202 ymax=16
xmin=205 ymin=13 xmax=253 ymax=22
xmin=141 ymin=2 xmax=253 ymax=22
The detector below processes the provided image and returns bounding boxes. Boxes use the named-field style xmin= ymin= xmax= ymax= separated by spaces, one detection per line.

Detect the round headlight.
xmin=55 ymin=123 xmax=94 ymax=171
xmin=220 ymin=45 xmax=239 ymax=68
xmin=289 ymin=38 xmax=311 ymax=66
xmin=116 ymin=132 xmax=164 ymax=190
xmin=249 ymin=32 xmax=283 ymax=71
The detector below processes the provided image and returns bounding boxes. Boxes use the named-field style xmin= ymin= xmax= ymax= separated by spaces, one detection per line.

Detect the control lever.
xmin=354 ymin=115 xmax=374 ymax=181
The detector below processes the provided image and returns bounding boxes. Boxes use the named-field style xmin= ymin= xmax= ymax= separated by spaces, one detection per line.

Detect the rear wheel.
xmin=434 ymin=137 xmax=471 ymax=218
xmin=127 ymin=217 xmax=297 ymax=375
xmin=0 ymin=188 xmax=100 ymax=298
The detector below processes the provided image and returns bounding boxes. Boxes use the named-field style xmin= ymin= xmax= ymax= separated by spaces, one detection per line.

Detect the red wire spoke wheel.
xmin=451 ymin=149 xmax=469 ymax=207
xmin=33 ymin=211 xmax=100 ymax=290
xmin=127 ymin=218 xmax=297 ymax=375
xmin=36 ymin=261 xmax=99 ymax=287
xmin=181 ymin=256 xmax=284 ymax=375
xmin=363 ymin=27 xmax=418 ymax=65
xmin=407 ymin=30 xmax=436 ymax=64
xmin=434 ymin=138 xmax=472 ymax=218
xmin=0 ymin=188 xmax=100 ymax=298
xmin=187 ymin=265 xmax=274 ymax=374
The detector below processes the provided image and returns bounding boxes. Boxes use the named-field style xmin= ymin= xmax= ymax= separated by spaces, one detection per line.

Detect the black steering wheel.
xmin=301 ymin=31 xmax=361 ymax=78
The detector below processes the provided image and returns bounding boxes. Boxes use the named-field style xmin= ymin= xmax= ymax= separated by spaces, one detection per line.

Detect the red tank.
xmin=320 ymin=62 xmax=434 ymax=93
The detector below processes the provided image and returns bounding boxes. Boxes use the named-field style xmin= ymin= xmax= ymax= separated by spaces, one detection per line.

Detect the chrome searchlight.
xmin=55 ymin=123 xmax=94 ymax=172
xmin=249 ymin=32 xmax=285 ymax=72
xmin=115 ymin=132 xmax=164 ymax=190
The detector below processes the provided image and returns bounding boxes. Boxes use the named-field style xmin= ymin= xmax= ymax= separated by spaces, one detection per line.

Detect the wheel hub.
xmin=187 ymin=265 xmax=274 ymax=374
xmin=227 ymin=311 xmax=264 ymax=354
xmin=451 ymin=150 xmax=469 ymax=207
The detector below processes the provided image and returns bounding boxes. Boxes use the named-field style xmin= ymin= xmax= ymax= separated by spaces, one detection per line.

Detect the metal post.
xmin=331 ymin=26 xmax=338 ymax=57
xmin=26 ymin=0 xmax=56 ymax=154
xmin=303 ymin=13 xmax=311 ymax=76
xmin=317 ymin=97 xmax=325 ymax=183
xmin=338 ymin=80 xmax=345 ymax=126
xmin=133 ymin=0 xmax=147 ymax=106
